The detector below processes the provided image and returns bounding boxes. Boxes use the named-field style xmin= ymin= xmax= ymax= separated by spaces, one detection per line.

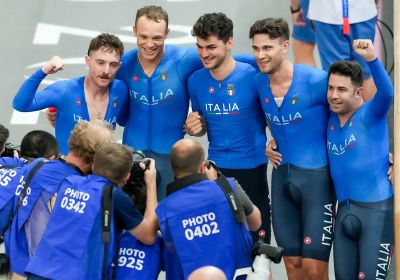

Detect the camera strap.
xmin=101 ymin=183 xmax=113 ymax=280
xmin=0 ymin=159 xmax=48 ymax=240
xmin=215 ymin=173 xmax=245 ymax=224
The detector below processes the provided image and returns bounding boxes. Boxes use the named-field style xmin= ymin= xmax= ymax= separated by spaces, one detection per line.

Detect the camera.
xmin=2 ymin=143 xmax=20 ymax=158
xmin=125 ymin=151 xmax=151 ymax=189
xmin=0 ymin=253 xmax=10 ymax=275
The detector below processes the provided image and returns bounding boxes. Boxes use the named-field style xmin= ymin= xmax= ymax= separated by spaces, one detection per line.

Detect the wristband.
xmin=290 ymin=5 xmax=301 ymax=14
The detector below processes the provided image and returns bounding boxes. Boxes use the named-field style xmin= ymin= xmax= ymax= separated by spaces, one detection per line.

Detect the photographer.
xmin=156 ymin=139 xmax=261 ymax=280
xmin=25 ymin=143 xmax=158 ymax=279
xmin=114 ymin=156 xmax=163 ymax=280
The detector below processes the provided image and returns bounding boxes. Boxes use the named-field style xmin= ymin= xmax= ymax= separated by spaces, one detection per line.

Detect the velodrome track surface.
xmin=0 ymin=0 xmax=395 ymax=279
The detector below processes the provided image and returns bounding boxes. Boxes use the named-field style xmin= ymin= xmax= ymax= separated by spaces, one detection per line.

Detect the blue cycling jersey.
xmin=188 ymin=61 xmax=267 ymax=169
xmin=256 ymin=64 xmax=329 ymax=168
xmin=13 ymin=69 xmax=128 ymax=154
xmin=327 ymin=59 xmax=393 ymax=202
xmin=117 ymin=46 xmax=202 ymax=154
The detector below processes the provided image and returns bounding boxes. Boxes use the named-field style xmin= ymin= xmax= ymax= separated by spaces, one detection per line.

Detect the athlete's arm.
xmin=234 ymin=180 xmax=262 ymax=232
xmin=355 ymin=40 xmax=394 ymax=126
xmin=233 ymin=53 xmax=257 ymax=69
xmin=129 ymin=159 xmax=158 ymax=245
xmin=186 ymin=73 xmax=207 ymax=136
xmin=13 ymin=56 xmax=66 ymax=111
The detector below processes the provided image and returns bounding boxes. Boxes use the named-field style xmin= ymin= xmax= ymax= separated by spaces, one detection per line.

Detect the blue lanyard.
xmin=342 ymin=0 xmax=350 ymax=34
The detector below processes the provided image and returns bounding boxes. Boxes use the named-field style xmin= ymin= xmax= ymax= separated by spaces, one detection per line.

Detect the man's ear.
xmin=355 ymin=87 xmax=363 ymax=99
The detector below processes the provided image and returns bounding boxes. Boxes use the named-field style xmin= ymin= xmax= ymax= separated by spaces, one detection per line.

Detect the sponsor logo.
xmin=358 ymin=272 xmax=365 ymax=279
xmin=132 ymin=75 xmax=139 ymax=82
xmin=209 ymin=87 xmax=215 ymax=94
xmin=264 ymin=97 xmax=270 ymax=103
xmin=76 ymin=98 xmax=81 ymax=106
xmin=304 ymin=237 xmax=312 ymax=245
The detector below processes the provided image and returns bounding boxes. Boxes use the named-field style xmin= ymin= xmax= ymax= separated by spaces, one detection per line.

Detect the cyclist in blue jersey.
xmin=115 ymin=6 xmax=202 ymax=200
xmin=184 ymin=13 xmax=270 ymax=245
xmin=250 ymin=18 xmax=335 ymax=280
xmin=327 ymin=40 xmax=393 ymax=280
xmin=5 ymin=121 xmax=115 ymax=279
xmin=13 ymin=33 xmax=127 ymax=155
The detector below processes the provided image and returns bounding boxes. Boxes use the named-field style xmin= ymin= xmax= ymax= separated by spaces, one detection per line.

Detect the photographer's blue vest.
xmin=25 ymin=174 xmax=116 ymax=280
xmin=0 ymin=157 xmax=25 ymax=168
xmin=114 ymin=232 xmax=163 ymax=280
xmin=156 ymin=175 xmax=253 ymax=280
xmin=8 ymin=159 xmax=82 ymax=276
xmin=0 ymin=158 xmax=44 ymax=256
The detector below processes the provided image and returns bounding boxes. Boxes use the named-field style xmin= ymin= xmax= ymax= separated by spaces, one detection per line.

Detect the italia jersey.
xmin=13 ymin=69 xmax=128 ymax=154
xmin=8 ymin=159 xmax=82 ymax=275
xmin=188 ymin=61 xmax=267 ymax=168
xmin=327 ymin=59 xmax=393 ymax=202
xmin=256 ymin=64 xmax=329 ymax=168
xmin=117 ymin=46 xmax=202 ymax=154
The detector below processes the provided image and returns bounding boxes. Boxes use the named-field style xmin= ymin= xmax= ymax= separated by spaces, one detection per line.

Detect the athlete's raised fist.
xmin=352 ymin=39 xmax=377 ymax=62
xmin=42 ymin=56 xmax=65 ymax=75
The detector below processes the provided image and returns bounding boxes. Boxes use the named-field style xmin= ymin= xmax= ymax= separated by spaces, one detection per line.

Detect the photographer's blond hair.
xmin=93 ymin=143 xmax=133 ymax=184
xmin=68 ymin=120 xmax=115 ymax=164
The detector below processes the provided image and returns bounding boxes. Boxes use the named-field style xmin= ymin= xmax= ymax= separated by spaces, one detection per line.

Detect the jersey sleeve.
xmin=187 ymin=73 xmax=201 ymax=114
xmin=233 ymin=53 xmax=257 ymax=69
xmin=13 ymin=69 xmax=65 ymax=111
xmin=113 ymin=188 xmax=144 ymax=231
xmin=361 ymin=58 xmax=394 ymax=126
xmin=177 ymin=48 xmax=203 ymax=83
xmin=309 ymin=70 xmax=329 ymax=106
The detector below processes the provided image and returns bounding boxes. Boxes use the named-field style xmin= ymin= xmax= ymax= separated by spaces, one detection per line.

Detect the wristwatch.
xmin=290 ymin=5 xmax=301 ymax=14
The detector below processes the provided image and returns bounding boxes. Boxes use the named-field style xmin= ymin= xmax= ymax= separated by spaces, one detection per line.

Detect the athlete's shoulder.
xmin=165 ymin=45 xmax=196 ymax=60
xmin=121 ymin=48 xmax=138 ymax=64
xmin=295 ymin=64 xmax=327 ymax=84
xmin=110 ymin=79 xmax=128 ymax=94
xmin=188 ymin=67 xmax=209 ymax=85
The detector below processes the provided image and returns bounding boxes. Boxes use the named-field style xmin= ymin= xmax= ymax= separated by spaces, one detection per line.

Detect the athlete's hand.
xmin=204 ymin=161 xmax=218 ymax=180
xmin=184 ymin=112 xmax=206 ymax=136
xmin=265 ymin=139 xmax=282 ymax=169
xmin=388 ymin=153 xmax=394 ymax=184
xmin=353 ymin=39 xmax=377 ymax=62
xmin=45 ymin=108 xmax=56 ymax=128
xmin=291 ymin=8 xmax=306 ymax=26
xmin=143 ymin=158 xmax=157 ymax=189
xmin=42 ymin=56 xmax=65 ymax=75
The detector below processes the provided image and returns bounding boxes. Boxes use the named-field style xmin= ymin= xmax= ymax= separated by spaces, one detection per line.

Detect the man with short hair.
xmin=13 ymin=33 xmax=128 ymax=154
xmin=184 ymin=12 xmax=270 ymax=244
xmin=249 ymin=18 xmax=335 ymax=280
xmin=6 ymin=120 xmax=115 ymax=279
xmin=156 ymin=138 xmax=261 ymax=280
xmin=25 ymin=143 xmax=158 ymax=279
xmin=327 ymin=40 xmax=393 ymax=279
xmin=0 ymin=124 xmax=10 ymax=156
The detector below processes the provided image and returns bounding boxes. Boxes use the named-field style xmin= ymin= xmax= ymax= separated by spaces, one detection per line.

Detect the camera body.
xmin=0 ymin=253 xmax=10 ymax=275
xmin=126 ymin=151 xmax=151 ymax=189
xmin=2 ymin=143 xmax=20 ymax=158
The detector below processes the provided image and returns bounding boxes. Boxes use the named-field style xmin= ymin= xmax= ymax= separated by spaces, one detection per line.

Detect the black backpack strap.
xmin=102 ymin=183 xmax=113 ymax=280
xmin=1 ymin=159 xmax=48 ymax=238
xmin=215 ymin=174 xmax=244 ymax=224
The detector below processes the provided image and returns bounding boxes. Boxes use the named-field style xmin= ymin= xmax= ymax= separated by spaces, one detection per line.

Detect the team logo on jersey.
xmin=376 ymin=243 xmax=392 ymax=279
xmin=291 ymin=96 xmax=298 ymax=105
xmin=113 ymin=98 xmax=118 ymax=108
xmin=132 ymin=75 xmax=139 ymax=82
xmin=131 ymin=89 xmax=174 ymax=105
xmin=209 ymin=87 xmax=215 ymax=94
xmin=264 ymin=97 xmax=270 ymax=103
xmin=265 ymin=112 xmax=303 ymax=126
xmin=227 ymin=84 xmax=235 ymax=96
xmin=327 ymin=133 xmax=357 ymax=155
xmin=358 ymin=272 xmax=365 ymax=279
xmin=304 ymin=237 xmax=312 ymax=245
xmin=161 ymin=72 xmax=167 ymax=80
xmin=76 ymin=99 xmax=81 ymax=106
xmin=205 ymin=102 xmax=240 ymax=115
xmin=329 ymin=125 xmax=335 ymax=131
xmin=349 ymin=120 xmax=354 ymax=127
